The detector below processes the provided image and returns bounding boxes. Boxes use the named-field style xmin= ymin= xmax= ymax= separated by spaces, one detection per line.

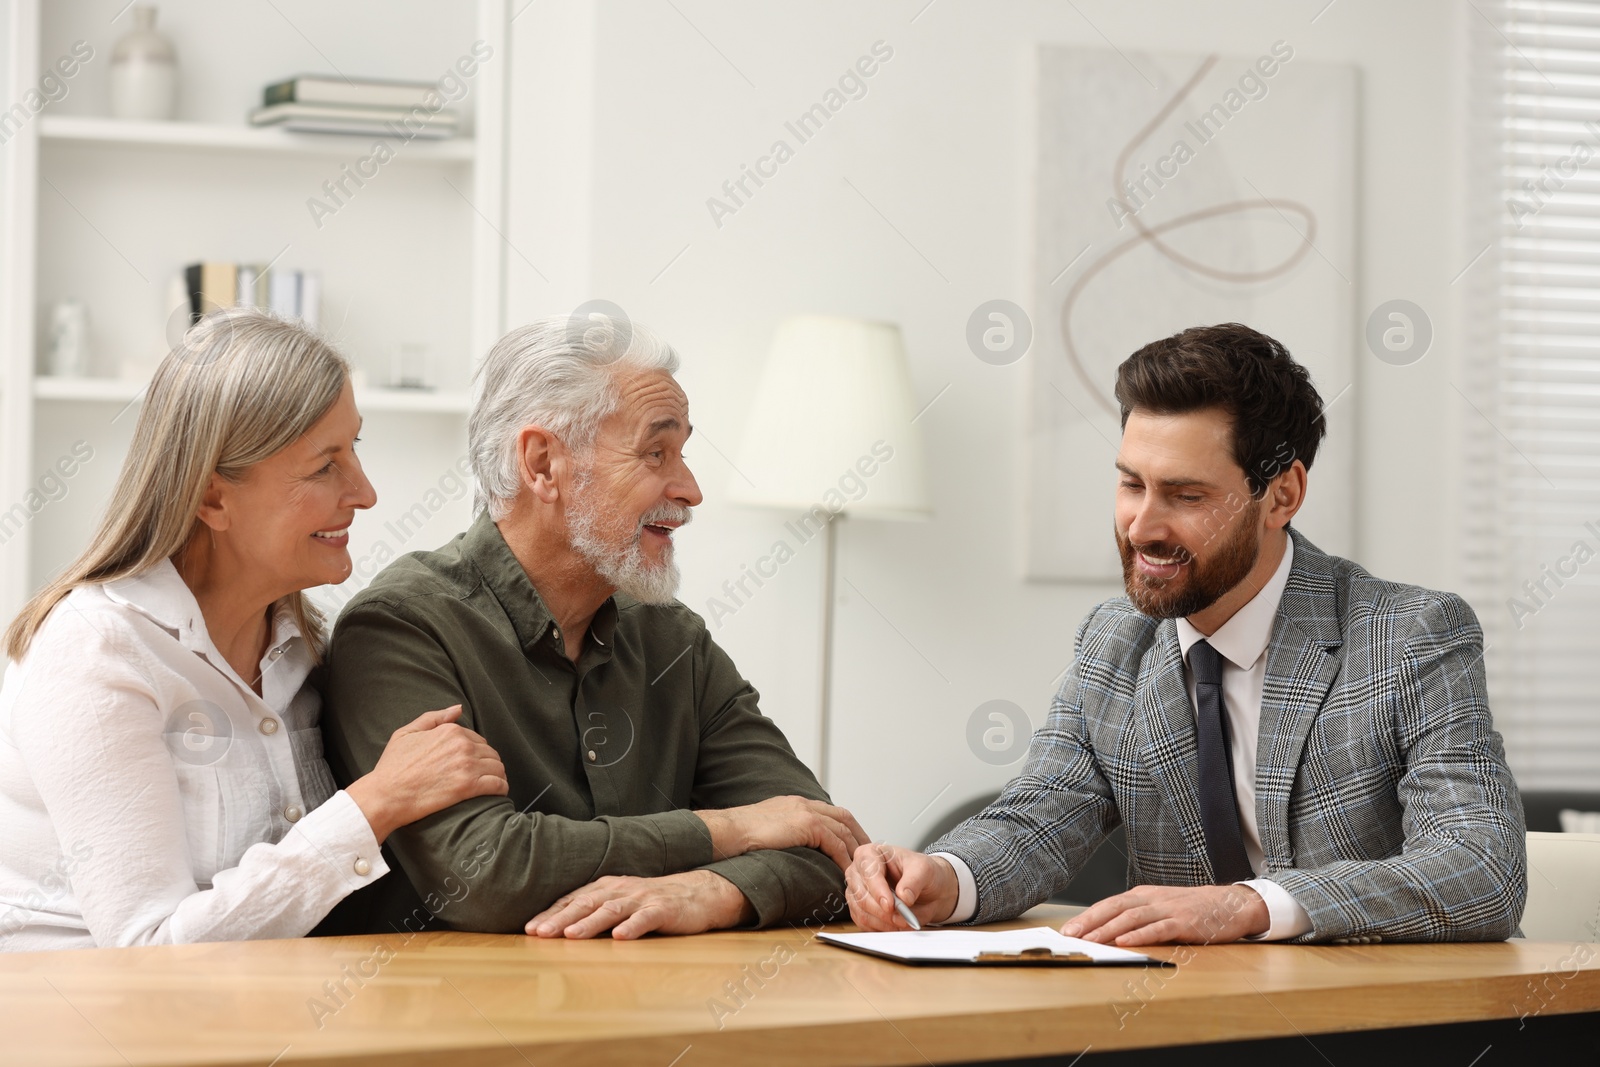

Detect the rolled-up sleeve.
xmin=684 ymin=628 xmax=847 ymax=928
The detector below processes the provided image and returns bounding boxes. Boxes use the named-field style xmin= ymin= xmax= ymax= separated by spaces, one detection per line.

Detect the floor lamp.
xmin=728 ymin=315 xmax=931 ymax=789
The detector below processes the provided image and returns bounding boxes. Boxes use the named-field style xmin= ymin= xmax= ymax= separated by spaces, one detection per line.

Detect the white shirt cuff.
xmin=1240 ymin=877 xmax=1313 ymax=940
xmin=929 ymin=852 xmax=978 ymax=924
xmin=295 ymin=789 xmax=390 ymax=893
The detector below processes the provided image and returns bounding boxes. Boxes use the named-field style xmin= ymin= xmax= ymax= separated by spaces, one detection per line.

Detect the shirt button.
xmin=269 ymin=647 xmax=284 ymax=660
xmin=259 ymin=718 xmax=279 ymax=735
xmin=552 ymin=626 xmax=561 ymax=639
xmin=586 ymin=749 xmax=596 ymax=762
xmin=353 ymin=857 xmax=371 ymax=876
xmin=284 ymin=805 xmax=303 ymax=823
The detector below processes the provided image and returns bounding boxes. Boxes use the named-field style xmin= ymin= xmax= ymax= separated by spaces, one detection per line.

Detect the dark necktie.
xmin=1188 ymin=639 xmax=1254 ymax=884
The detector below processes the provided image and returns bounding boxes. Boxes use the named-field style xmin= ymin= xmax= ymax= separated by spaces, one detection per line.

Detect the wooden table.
xmin=2 ymin=905 xmax=1597 ymax=1066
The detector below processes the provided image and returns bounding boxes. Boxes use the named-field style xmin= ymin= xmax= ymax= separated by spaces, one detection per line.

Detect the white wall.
xmin=505 ymin=0 xmax=1467 ymax=846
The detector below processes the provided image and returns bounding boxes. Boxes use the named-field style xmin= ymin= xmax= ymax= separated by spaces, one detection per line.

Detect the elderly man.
xmin=847 ymin=323 xmax=1525 ymax=946
xmin=318 ymin=318 xmax=864 ymax=938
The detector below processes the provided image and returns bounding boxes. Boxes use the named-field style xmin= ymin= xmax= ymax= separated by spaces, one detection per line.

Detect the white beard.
xmin=566 ymin=470 xmax=687 ymax=605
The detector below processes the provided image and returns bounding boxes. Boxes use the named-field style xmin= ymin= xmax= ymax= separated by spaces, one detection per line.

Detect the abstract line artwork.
xmin=1027 ymin=46 xmax=1357 ymax=581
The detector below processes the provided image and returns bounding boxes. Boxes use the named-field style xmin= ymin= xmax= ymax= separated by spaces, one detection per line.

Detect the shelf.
xmin=34 ymin=377 xmax=470 ymax=414
xmin=39 ymin=115 xmax=476 ymax=162
xmin=353 ymin=388 xmax=472 ymax=414
xmin=32 ymin=376 xmax=138 ymax=402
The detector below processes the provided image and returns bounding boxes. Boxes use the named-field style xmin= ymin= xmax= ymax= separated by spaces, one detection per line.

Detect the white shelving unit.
xmin=1 ymin=0 xmax=509 ymax=614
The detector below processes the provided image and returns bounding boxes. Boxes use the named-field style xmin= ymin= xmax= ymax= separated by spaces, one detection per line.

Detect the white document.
xmin=817 ymin=926 xmax=1158 ymax=966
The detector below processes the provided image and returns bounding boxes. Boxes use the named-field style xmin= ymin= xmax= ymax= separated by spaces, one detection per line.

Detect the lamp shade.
xmin=728 ymin=315 xmax=931 ymax=520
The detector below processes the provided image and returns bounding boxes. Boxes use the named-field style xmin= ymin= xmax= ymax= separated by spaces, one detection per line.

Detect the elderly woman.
xmin=0 ymin=309 xmax=507 ymax=950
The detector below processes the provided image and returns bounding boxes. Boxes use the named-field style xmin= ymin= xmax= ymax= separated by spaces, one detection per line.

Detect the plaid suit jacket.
xmin=930 ymin=530 xmax=1527 ymax=942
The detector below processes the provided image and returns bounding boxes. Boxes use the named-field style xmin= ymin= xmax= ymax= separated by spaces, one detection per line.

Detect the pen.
xmin=892 ymin=894 xmax=922 ymax=931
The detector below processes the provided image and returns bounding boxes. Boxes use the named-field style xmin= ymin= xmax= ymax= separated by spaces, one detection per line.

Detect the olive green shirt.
xmin=317 ymin=512 xmax=845 ymax=935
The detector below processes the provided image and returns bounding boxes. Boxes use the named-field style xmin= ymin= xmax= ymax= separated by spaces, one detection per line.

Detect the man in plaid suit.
xmin=847 ymin=324 xmax=1526 ymax=944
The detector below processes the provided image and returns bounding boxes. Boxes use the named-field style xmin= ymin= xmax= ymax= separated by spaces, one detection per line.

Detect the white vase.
xmin=46 ymin=300 xmax=89 ymax=378
xmin=109 ymin=5 xmax=177 ymax=121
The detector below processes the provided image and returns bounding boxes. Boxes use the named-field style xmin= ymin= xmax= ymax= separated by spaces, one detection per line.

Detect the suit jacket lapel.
xmin=1254 ymin=529 xmax=1344 ymax=871
xmin=1134 ymin=619 xmax=1214 ymax=878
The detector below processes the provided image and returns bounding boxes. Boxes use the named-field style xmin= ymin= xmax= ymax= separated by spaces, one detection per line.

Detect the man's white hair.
xmin=469 ymin=316 xmax=680 ymax=519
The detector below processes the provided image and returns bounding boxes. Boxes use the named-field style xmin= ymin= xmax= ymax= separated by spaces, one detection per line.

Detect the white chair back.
xmin=1523 ymin=832 xmax=1600 ymax=942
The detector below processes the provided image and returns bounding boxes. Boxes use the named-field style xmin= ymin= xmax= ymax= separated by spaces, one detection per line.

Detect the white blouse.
xmin=0 ymin=561 xmax=387 ymax=950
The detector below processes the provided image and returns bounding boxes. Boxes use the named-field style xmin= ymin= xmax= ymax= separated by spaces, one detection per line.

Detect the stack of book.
xmin=184 ymin=262 xmax=320 ymax=327
xmin=249 ymin=75 xmax=459 ymax=138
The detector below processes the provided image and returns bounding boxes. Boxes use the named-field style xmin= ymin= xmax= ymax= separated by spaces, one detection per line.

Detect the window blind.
xmin=1464 ymin=0 xmax=1600 ymax=789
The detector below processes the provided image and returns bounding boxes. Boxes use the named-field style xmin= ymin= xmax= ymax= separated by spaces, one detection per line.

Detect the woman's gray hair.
xmin=5 ymin=307 xmax=348 ymax=662
xmin=469 ymin=316 xmax=680 ymax=519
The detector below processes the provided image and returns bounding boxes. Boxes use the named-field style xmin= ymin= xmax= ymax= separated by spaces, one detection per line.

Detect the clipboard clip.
xmin=974 ymin=947 xmax=1095 ymax=963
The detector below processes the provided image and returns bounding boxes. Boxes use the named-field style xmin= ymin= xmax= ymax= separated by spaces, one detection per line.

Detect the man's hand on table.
xmin=844 ymin=844 xmax=960 ymax=930
xmin=694 ymin=795 xmax=870 ymax=874
xmin=525 ymin=870 xmax=756 ymax=940
xmin=1061 ymin=884 xmax=1269 ymax=945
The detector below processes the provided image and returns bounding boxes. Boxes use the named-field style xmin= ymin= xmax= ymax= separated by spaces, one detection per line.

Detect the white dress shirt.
xmin=937 ymin=539 xmax=1314 ymax=940
xmin=0 ymin=561 xmax=387 ymax=951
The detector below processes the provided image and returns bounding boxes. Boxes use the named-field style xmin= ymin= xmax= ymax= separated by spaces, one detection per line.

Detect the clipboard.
xmin=816 ymin=927 xmax=1169 ymax=967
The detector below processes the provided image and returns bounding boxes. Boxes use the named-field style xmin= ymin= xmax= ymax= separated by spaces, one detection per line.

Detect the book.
xmin=248 ymin=102 xmax=458 ymax=139
xmin=183 ymin=262 xmax=238 ymax=324
xmin=298 ymin=271 xmax=321 ymax=329
xmin=816 ymin=927 xmax=1163 ymax=967
xmin=236 ymin=264 xmax=268 ymax=309
xmin=249 ymin=101 xmax=459 ymax=127
xmin=269 ymin=270 xmax=300 ymax=320
xmin=262 ymin=115 xmax=456 ymax=139
xmin=264 ymin=75 xmax=439 ymax=111
xmin=181 ymin=264 xmax=321 ymax=326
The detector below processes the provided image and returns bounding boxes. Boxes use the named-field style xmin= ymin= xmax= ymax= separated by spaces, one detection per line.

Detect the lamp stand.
xmin=817 ymin=512 xmax=842 ymax=791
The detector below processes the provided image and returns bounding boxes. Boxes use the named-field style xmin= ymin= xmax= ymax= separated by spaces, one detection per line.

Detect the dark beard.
xmin=1116 ymin=503 xmax=1262 ymax=619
